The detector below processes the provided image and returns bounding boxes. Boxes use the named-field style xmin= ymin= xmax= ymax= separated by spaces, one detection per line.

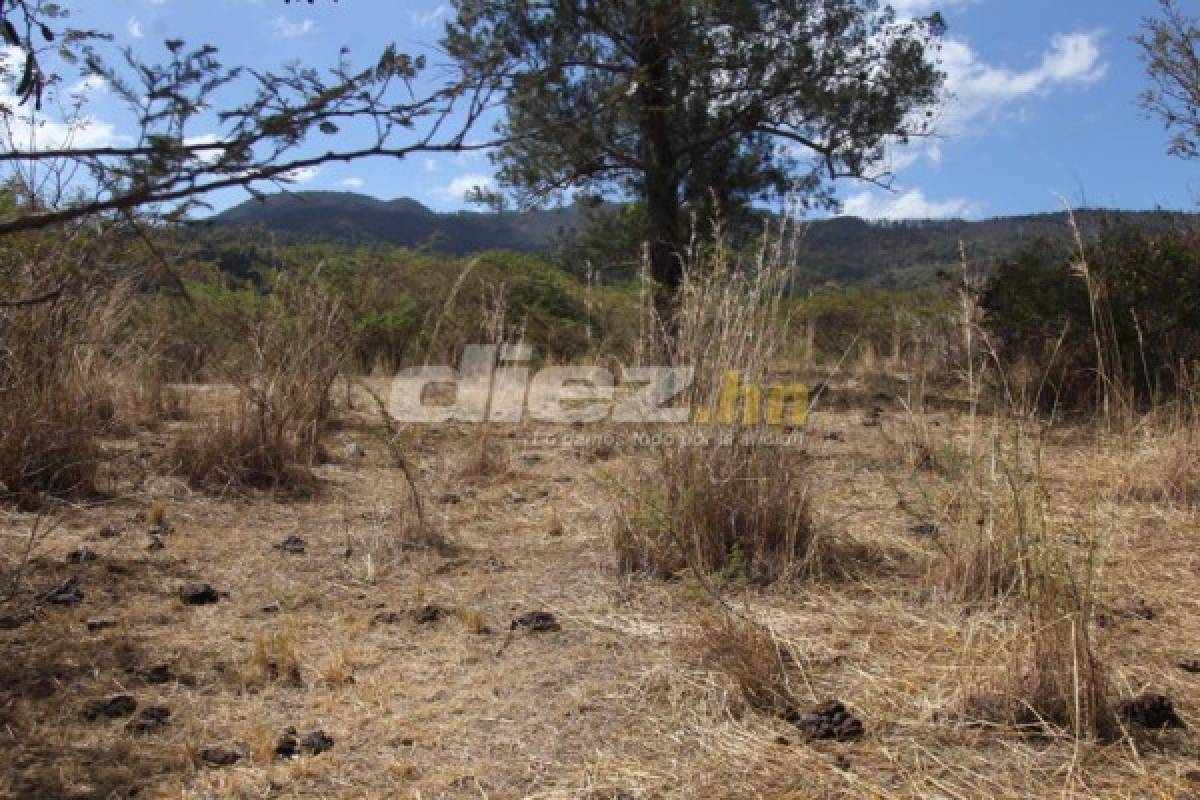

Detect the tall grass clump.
xmin=615 ymin=219 xmax=825 ymax=584
xmin=0 ymin=240 xmax=162 ymax=507
xmin=170 ymin=271 xmax=347 ymax=494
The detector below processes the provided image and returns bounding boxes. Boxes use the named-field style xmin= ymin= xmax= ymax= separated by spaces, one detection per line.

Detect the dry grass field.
xmin=3 ymin=374 xmax=1199 ymax=800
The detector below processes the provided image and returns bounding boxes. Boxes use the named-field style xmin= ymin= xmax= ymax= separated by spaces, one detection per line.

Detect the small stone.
xmin=84 ymin=694 xmax=137 ymax=720
xmin=411 ymin=605 xmax=446 ymax=625
xmin=908 ymin=523 xmax=940 ymax=540
xmin=65 ymin=548 xmax=98 ymax=564
xmin=439 ymin=492 xmax=462 ymax=505
xmin=98 ymin=524 xmax=123 ymax=539
xmin=38 ymin=577 xmax=83 ymax=607
xmin=200 ymin=746 xmax=243 ymax=767
xmin=139 ymin=664 xmax=176 ymax=685
xmin=179 ymin=583 xmax=219 ymax=606
xmin=788 ymin=700 xmax=865 ymax=742
xmin=511 ymin=611 xmax=561 ymax=633
xmin=86 ymin=618 xmax=117 ymax=632
xmin=344 ymin=442 xmax=367 ymax=461
xmin=0 ymin=610 xmax=33 ymax=630
xmin=298 ymin=729 xmax=335 ymax=755
xmin=1117 ymin=693 xmax=1186 ymax=730
xmin=146 ymin=536 xmax=165 ymax=551
xmin=126 ymin=705 xmax=170 ymax=735
xmin=275 ymin=727 xmax=334 ymax=758
xmin=1178 ymin=660 xmax=1200 ymax=674
xmin=273 ymin=535 xmax=306 ymax=555
xmin=275 ymin=727 xmax=299 ymax=758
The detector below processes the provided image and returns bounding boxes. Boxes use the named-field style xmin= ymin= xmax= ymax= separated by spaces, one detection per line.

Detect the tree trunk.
xmin=635 ymin=5 xmax=682 ymax=326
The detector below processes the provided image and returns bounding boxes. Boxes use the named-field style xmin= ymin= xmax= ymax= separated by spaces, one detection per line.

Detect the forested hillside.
xmin=206 ymin=192 xmax=1197 ymax=286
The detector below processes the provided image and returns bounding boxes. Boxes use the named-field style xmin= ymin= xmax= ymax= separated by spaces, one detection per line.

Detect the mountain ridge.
xmin=203 ymin=191 xmax=1199 ymax=285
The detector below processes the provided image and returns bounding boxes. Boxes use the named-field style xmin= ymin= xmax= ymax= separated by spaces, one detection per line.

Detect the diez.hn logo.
xmin=388 ymin=345 xmax=808 ymax=427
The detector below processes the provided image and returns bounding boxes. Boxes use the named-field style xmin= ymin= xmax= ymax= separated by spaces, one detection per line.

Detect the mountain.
xmin=203 ymin=191 xmax=1198 ymax=286
xmin=204 ymin=191 xmax=590 ymax=256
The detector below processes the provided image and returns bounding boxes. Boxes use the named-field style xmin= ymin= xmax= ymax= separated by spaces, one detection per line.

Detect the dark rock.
xmin=86 ymin=618 xmax=117 ymax=633
xmin=65 ymin=548 xmax=98 ymax=564
xmin=138 ymin=664 xmax=176 ymax=685
xmin=98 ymin=524 xmax=123 ymax=539
xmin=411 ymin=605 xmax=446 ymax=625
xmin=908 ymin=523 xmax=940 ymax=540
xmin=822 ymin=432 xmax=844 ymax=442
xmin=200 ymin=746 xmax=243 ymax=767
xmin=126 ymin=705 xmax=170 ymax=735
xmin=276 ymin=727 xmax=334 ymax=758
xmin=299 ymin=729 xmax=335 ymax=755
xmin=275 ymin=728 xmax=299 ymax=758
xmin=84 ymin=694 xmax=137 ymax=720
xmin=179 ymin=582 xmax=219 ymax=606
xmin=439 ymin=492 xmax=462 ymax=505
xmin=786 ymin=700 xmax=865 ymax=741
xmin=0 ymin=610 xmax=33 ymax=630
xmin=37 ymin=577 xmax=83 ymax=607
xmin=1117 ymin=693 xmax=1186 ymax=730
xmin=1179 ymin=660 xmax=1200 ymax=674
xmin=273 ymin=535 xmax=306 ymax=555
xmin=147 ymin=536 xmax=166 ymax=551
xmin=511 ymin=611 xmax=561 ymax=633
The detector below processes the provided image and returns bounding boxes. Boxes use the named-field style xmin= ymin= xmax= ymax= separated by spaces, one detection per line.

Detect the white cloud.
xmin=941 ymin=31 xmax=1107 ymax=124
xmin=283 ymin=166 xmax=320 ymax=184
xmin=340 ymin=177 xmax=364 ymax=189
xmin=0 ymin=47 xmax=118 ymax=152
xmin=884 ymin=30 xmax=1108 ymax=173
xmin=410 ymin=4 xmax=448 ymax=28
xmin=272 ymin=17 xmax=315 ymax=38
xmin=184 ymin=134 xmax=225 ymax=165
xmin=127 ymin=16 xmax=144 ymax=39
xmin=441 ymin=173 xmax=494 ymax=201
xmin=68 ymin=74 xmax=109 ymax=98
xmin=841 ymin=188 xmax=979 ymax=220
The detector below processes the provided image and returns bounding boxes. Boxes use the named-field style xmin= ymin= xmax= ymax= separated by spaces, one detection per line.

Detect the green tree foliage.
xmin=1136 ymin=0 xmax=1200 ymax=161
xmin=982 ymin=222 xmax=1200 ymax=412
xmin=150 ymin=236 xmax=642 ymax=378
xmin=443 ymin=0 xmax=946 ymax=308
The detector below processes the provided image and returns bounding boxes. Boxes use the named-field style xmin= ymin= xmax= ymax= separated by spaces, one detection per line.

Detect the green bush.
xmin=982 ymin=222 xmax=1200 ymax=412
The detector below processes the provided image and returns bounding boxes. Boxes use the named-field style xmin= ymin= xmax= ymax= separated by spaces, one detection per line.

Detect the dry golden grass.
xmin=1 ymin=379 xmax=1198 ymax=798
xmin=615 ymin=442 xmax=822 ymax=583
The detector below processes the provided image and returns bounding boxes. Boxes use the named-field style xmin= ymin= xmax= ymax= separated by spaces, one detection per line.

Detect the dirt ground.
xmin=2 ymin=382 xmax=1199 ymax=799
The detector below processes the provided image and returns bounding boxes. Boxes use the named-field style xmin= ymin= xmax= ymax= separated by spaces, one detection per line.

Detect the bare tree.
xmin=0 ymin=1 xmax=496 ymax=235
xmin=1136 ymin=0 xmax=1200 ymax=160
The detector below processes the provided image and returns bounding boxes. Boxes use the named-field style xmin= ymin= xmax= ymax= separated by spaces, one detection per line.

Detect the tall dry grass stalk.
xmin=615 ymin=217 xmax=826 ymax=584
xmin=170 ymin=272 xmax=347 ymax=494
xmin=0 ymin=272 xmax=165 ymax=506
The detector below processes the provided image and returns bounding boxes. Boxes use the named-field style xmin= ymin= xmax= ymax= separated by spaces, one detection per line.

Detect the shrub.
xmin=169 ymin=271 xmax=347 ymax=494
xmin=982 ymin=219 xmax=1200 ymax=414
xmin=0 ymin=271 xmax=146 ymax=505
xmin=616 ymin=220 xmax=825 ymax=585
xmin=616 ymin=443 xmax=820 ymax=584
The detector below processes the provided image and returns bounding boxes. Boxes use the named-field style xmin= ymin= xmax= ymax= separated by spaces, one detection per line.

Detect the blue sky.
xmin=6 ymin=0 xmax=1198 ymax=219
